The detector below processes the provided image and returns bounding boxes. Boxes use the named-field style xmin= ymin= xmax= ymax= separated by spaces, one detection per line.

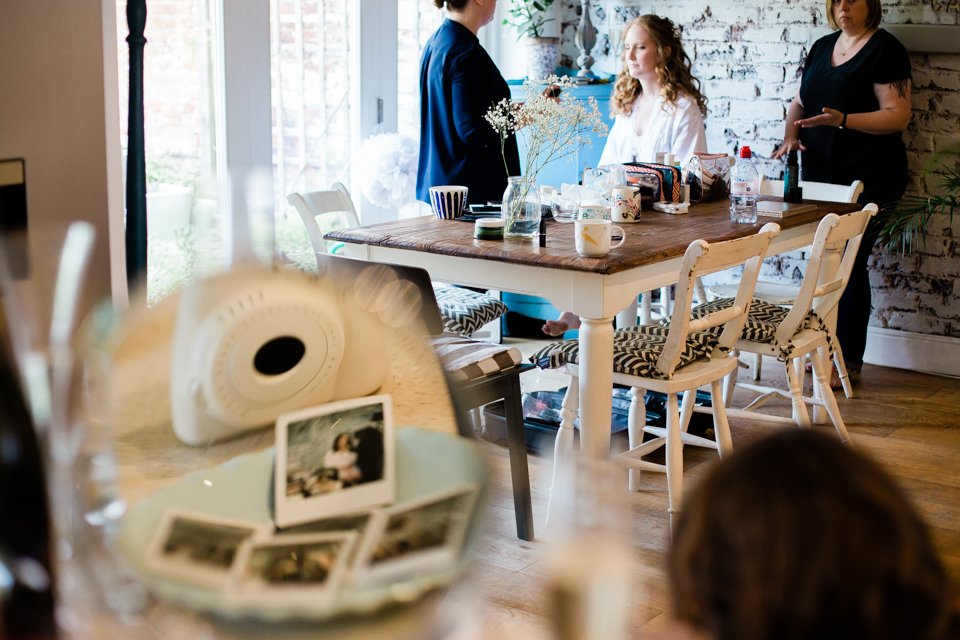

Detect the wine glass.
xmin=552 ymin=185 xmax=582 ymax=223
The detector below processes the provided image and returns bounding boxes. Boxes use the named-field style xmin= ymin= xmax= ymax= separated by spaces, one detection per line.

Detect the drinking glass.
xmin=0 ymin=223 xmax=148 ymax=637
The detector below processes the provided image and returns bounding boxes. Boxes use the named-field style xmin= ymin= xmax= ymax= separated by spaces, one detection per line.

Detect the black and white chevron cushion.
xmin=679 ymin=297 xmax=832 ymax=361
xmin=434 ymin=286 xmax=508 ymax=337
xmin=529 ymin=324 xmax=719 ymax=380
xmin=430 ymin=333 xmax=522 ymax=382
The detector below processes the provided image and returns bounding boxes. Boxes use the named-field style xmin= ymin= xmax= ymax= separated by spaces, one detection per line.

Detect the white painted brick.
xmin=693 ymin=62 xmax=730 ymax=81
xmin=728 ymin=97 xmax=785 ymax=121
xmin=741 ymin=26 xmax=788 ymax=43
xmin=684 ymin=26 xmax=730 ymax=42
xmin=760 ymin=6 xmax=818 ymax=25
xmin=748 ymin=42 xmax=809 ymax=64
xmin=755 ymin=63 xmax=786 ymax=84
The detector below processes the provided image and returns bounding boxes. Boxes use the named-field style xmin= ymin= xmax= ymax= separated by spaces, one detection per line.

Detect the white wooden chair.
xmin=532 ymin=223 xmax=780 ymax=530
xmin=714 ymin=204 xmax=878 ymax=439
xmin=287 ymin=184 xmax=360 ymax=256
xmin=289 ymin=185 xmax=506 ymax=338
xmin=706 ymin=179 xmax=864 ymax=394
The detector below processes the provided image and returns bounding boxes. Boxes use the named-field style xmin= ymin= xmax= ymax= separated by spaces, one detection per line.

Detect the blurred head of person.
xmin=669 ymin=429 xmax=959 ymax=640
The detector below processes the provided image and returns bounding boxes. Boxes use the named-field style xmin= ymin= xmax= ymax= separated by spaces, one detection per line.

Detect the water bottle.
xmin=730 ymin=146 xmax=760 ymax=224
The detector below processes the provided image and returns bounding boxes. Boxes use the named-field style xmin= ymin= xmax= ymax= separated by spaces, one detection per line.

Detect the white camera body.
xmin=170 ymin=265 xmax=389 ymax=446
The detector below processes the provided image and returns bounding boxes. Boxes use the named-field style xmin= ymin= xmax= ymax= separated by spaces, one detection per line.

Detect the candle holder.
xmin=575 ymin=0 xmax=598 ymax=79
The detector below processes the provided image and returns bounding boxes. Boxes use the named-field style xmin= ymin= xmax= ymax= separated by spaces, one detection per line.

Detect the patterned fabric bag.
xmin=622 ymin=162 xmax=683 ymax=203
xmin=684 ymin=152 xmax=731 ymax=203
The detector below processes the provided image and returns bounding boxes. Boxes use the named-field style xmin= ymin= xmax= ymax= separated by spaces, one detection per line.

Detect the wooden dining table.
xmin=326 ymin=198 xmax=861 ymax=460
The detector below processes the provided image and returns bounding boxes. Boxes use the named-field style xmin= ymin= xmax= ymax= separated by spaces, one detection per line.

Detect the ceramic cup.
xmin=577 ymin=204 xmax=610 ymax=221
xmin=575 ymin=219 xmax=626 ymax=257
xmin=611 ymin=186 xmax=641 ymax=223
xmin=428 ymin=185 xmax=468 ymax=220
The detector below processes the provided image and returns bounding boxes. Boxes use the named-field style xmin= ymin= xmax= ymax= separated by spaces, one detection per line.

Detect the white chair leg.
xmin=753 ymin=353 xmax=762 ymax=381
xmin=665 ymin=392 xmax=684 ymax=535
xmin=660 ymin=285 xmax=673 ymax=317
xmin=640 ymin=292 xmax=653 ymax=325
xmin=833 ymin=345 xmax=854 ymax=399
xmin=723 ymin=350 xmax=740 ymax=407
xmin=785 ymin=357 xmax=811 ymax=427
xmin=812 ymin=346 xmax=851 ymax=444
xmin=710 ymin=379 xmax=733 ymax=458
xmin=679 ymin=389 xmax=696 ymax=434
xmin=693 ymin=277 xmax=708 ymax=305
xmin=626 ymin=387 xmax=646 ymax=491
xmin=547 ymin=377 xmax=579 ymax=526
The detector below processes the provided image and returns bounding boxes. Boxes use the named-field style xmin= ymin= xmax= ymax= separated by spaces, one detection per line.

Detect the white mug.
xmin=575 ymin=219 xmax=626 ymax=257
xmin=611 ymin=186 xmax=641 ymax=223
xmin=577 ymin=204 xmax=609 ymax=220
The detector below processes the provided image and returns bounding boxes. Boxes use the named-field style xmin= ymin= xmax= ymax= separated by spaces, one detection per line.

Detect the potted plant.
xmin=879 ymin=145 xmax=959 ymax=253
xmin=503 ymin=0 xmax=559 ymax=81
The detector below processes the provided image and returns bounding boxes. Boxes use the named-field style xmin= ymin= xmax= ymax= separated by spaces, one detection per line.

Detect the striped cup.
xmin=428 ymin=185 xmax=469 ymax=220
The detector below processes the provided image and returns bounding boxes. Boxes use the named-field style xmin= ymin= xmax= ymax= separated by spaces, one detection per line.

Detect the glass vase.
xmin=501 ymin=176 xmax=541 ymax=238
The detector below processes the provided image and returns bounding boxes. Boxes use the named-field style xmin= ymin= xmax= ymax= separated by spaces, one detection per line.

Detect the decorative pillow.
xmin=529 ymin=324 xmax=719 ymax=380
xmin=677 ymin=297 xmax=830 ymax=361
xmin=431 ymin=333 xmax=522 ymax=382
xmin=434 ymin=286 xmax=508 ymax=337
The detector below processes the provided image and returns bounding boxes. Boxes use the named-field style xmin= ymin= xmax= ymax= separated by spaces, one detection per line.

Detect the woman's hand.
xmin=795 ymin=106 xmax=844 ymax=129
xmin=771 ymin=138 xmax=805 ymax=159
xmin=541 ymin=84 xmax=561 ymax=102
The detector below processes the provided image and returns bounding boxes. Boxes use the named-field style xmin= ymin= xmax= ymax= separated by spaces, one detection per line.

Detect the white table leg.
xmin=577 ymin=316 xmax=615 ymax=460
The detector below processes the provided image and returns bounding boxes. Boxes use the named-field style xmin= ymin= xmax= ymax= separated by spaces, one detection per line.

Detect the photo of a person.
xmin=352 ymin=485 xmax=478 ymax=584
xmin=324 ymin=433 xmax=362 ymax=486
xmin=284 ymin=407 xmax=385 ymax=498
xmin=274 ymin=396 xmax=395 ymax=529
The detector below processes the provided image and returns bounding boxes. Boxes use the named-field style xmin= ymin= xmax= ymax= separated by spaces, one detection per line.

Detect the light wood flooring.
xmin=466 ymin=338 xmax=960 ymax=639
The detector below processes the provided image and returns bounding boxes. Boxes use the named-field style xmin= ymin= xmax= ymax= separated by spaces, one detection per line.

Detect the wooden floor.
xmin=466 ymin=342 xmax=960 ymax=639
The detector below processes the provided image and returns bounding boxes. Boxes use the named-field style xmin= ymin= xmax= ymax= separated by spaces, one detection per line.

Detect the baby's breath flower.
xmin=487 ymin=76 xmax=608 ymax=182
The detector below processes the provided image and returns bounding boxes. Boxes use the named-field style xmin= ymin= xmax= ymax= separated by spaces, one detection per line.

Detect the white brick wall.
xmin=560 ymin=0 xmax=960 ymax=338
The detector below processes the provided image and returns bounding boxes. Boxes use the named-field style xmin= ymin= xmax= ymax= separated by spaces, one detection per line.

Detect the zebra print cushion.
xmin=434 ymin=286 xmax=508 ymax=337
xmin=529 ymin=324 xmax=719 ymax=380
xmin=681 ymin=297 xmax=830 ymax=361
xmin=431 ymin=333 xmax=522 ymax=382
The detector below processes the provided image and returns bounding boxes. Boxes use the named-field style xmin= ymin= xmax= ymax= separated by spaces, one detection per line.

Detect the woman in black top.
xmin=416 ymin=0 xmax=520 ymax=206
xmin=773 ymin=0 xmax=911 ymax=383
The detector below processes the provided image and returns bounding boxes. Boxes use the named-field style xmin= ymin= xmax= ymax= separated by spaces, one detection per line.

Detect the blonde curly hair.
xmin=611 ymin=15 xmax=707 ymax=118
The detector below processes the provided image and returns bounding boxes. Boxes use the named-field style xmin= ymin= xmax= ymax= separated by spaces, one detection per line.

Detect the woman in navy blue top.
xmin=773 ymin=0 xmax=912 ymax=383
xmin=417 ymin=0 xmax=520 ymax=206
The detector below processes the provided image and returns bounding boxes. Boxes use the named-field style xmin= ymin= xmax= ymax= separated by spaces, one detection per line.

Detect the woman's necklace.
xmin=837 ymin=29 xmax=871 ymax=57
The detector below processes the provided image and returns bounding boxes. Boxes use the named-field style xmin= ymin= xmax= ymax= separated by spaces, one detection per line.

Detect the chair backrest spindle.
xmin=657 ymin=223 xmax=780 ymax=377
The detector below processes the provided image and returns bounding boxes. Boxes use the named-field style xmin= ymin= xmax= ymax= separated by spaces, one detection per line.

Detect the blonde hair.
xmin=610 ymin=15 xmax=707 ymax=117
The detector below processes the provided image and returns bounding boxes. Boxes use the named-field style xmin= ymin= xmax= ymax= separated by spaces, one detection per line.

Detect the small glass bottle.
xmin=783 ymin=149 xmax=800 ymax=202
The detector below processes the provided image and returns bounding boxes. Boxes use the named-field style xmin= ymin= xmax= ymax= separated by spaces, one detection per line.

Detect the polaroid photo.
xmin=225 ymin=531 xmax=357 ymax=609
xmin=275 ymin=512 xmax=373 ymax=568
xmin=352 ymin=484 xmax=479 ymax=586
xmin=274 ymin=394 xmax=395 ymax=528
xmin=146 ymin=509 xmax=270 ymax=589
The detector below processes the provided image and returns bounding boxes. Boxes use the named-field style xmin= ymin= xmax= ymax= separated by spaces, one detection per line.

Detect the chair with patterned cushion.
xmin=708 ymin=204 xmax=877 ymax=439
xmin=290 ymin=185 xmax=506 ymax=338
xmin=706 ymin=179 xmax=864 ymax=393
xmin=322 ymin=255 xmax=536 ymax=541
xmin=531 ymin=224 xmax=780 ymax=530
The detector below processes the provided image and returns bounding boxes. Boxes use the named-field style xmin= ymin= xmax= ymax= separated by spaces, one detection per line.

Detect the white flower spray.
xmin=485 ymin=76 xmax=608 ymax=233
